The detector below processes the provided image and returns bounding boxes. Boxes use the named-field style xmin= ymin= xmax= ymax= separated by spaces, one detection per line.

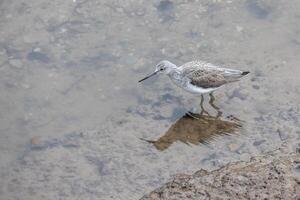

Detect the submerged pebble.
xmin=9 ymin=59 xmax=23 ymax=68
xmin=228 ymin=143 xmax=239 ymax=152
xmin=277 ymin=128 xmax=289 ymax=141
xmin=253 ymin=139 xmax=266 ymax=146
xmin=27 ymin=51 xmax=50 ymax=63
xmin=30 ymin=136 xmax=40 ymax=145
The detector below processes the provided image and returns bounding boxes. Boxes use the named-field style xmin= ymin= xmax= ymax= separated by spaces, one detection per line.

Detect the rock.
xmin=0 ymin=50 xmax=7 ymax=66
xmin=27 ymin=51 xmax=50 ymax=63
xmin=296 ymin=144 xmax=300 ymax=154
xmin=228 ymin=143 xmax=238 ymax=152
xmin=277 ymin=128 xmax=289 ymax=141
xmin=135 ymin=9 xmax=146 ymax=16
xmin=142 ymin=153 xmax=300 ymax=200
xmin=294 ymin=164 xmax=300 ymax=173
xmin=252 ymin=85 xmax=260 ymax=90
xmin=236 ymin=25 xmax=243 ymax=32
xmin=246 ymin=0 xmax=270 ymax=20
xmin=253 ymin=139 xmax=266 ymax=146
xmin=156 ymin=0 xmax=174 ymax=12
xmin=30 ymin=136 xmax=40 ymax=145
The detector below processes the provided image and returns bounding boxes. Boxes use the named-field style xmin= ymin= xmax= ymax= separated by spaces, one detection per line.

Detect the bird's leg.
xmin=200 ymin=94 xmax=209 ymax=115
xmin=209 ymin=93 xmax=222 ymax=118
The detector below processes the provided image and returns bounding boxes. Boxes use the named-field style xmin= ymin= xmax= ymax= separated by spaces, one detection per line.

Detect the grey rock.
xmin=296 ymin=144 xmax=300 ymax=154
xmin=253 ymin=139 xmax=266 ymax=146
xmin=277 ymin=128 xmax=289 ymax=141
xmin=252 ymin=85 xmax=260 ymax=90
xmin=155 ymin=0 xmax=175 ymax=23
xmin=246 ymin=0 xmax=270 ymax=19
xmin=27 ymin=51 xmax=50 ymax=63
xmin=156 ymin=0 xmax=174 ymax=13
xmin=0 ymin=51 xmax=7 ymax=66
xmin=9 ymin=59 xmax=23 ymax=68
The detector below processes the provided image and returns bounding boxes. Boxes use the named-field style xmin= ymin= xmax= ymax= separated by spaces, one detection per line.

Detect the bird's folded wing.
xmin=187 ymin=70 xmax=227 ymax=88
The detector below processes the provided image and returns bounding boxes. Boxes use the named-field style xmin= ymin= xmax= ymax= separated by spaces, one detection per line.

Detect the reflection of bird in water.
xmin=143 ymin=112 xmax=242 ymax=151
xmin=139 ymin=60 xmax=249 ymax=113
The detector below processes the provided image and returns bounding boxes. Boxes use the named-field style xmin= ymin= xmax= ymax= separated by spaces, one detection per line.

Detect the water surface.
xmin=0 ymin=0 xmax=300 ymax=199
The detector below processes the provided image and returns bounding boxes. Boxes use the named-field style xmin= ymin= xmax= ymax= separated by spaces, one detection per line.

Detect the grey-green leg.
xmin=200 ymin=94 xmax=209 ymax=115
xmin=209 ymin=93 xmax=222 ymax=118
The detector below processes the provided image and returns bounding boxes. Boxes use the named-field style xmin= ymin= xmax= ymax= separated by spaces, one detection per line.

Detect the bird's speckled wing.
xmin=179 ymin=61 xmax=241 ymax=88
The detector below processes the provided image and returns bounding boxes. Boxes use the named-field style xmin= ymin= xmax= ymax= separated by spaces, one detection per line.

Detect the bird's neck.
xmin=167 ymin=68 xmax=181 ymax=76
xmin=167 ymin=69 xmax=184 ymax=86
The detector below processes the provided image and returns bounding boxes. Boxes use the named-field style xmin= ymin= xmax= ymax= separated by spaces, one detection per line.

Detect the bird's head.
xmin=138 ymin=60 xmax=176 ymax=82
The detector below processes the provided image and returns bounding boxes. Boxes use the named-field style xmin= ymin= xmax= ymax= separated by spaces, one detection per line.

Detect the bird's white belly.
xmin=168 ymin=72 xmax=217 ymax=95
xmin=183 ymin=82 xmax=217 ymax=94
xmin=173 ymin=79 xmax=217 ymax=94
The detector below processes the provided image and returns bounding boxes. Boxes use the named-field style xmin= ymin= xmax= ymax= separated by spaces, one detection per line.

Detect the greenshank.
xmin=139 ymin=60 xmax=249 ymax=117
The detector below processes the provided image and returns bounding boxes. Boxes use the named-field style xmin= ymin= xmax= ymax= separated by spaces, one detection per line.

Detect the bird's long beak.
xmin=138 ymin=70 xmax=159 ymax=82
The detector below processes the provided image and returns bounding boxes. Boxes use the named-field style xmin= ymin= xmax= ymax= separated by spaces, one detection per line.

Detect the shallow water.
xmin=0 ymin=0 xmax=300 ymax=199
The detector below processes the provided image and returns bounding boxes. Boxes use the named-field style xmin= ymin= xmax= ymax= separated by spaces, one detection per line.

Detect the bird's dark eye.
xmin=160 ymin=68 xmax=164 ymax=71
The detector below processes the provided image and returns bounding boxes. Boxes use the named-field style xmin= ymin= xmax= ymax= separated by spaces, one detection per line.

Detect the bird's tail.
xmin=224 ymin=69 xmax=249 ymax=77
xmin=241 ymin=71 xmax=250 ymax=75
